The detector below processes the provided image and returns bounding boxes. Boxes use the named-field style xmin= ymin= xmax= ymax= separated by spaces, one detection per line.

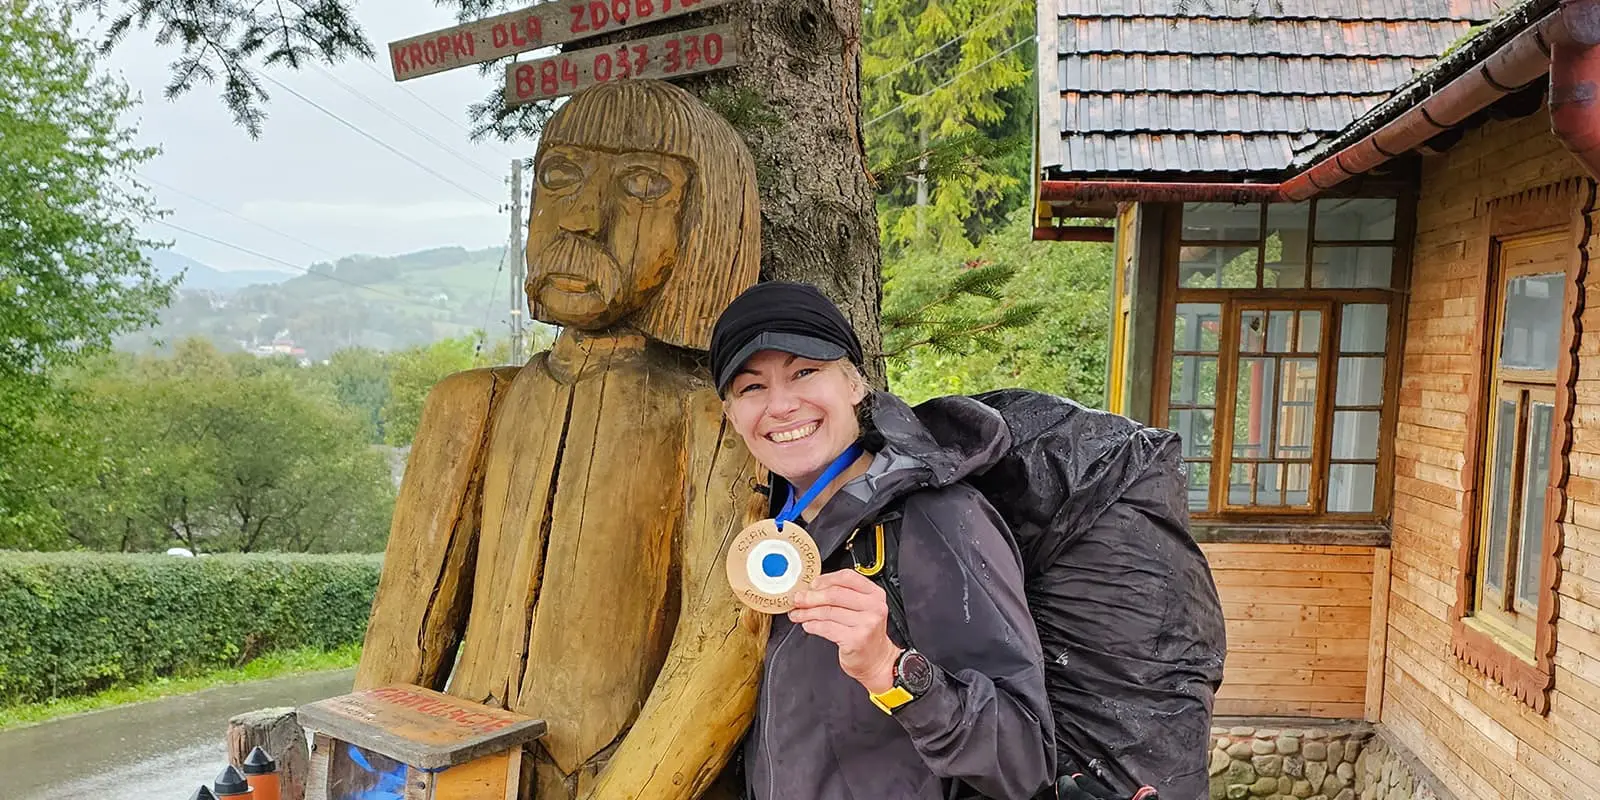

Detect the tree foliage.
xmin=76 ymin=0 xmax=372 ymax=137
xmin=0 ymin=0 xmax=177 ymax=528
xmin=382 ymin=335 xmax=483 ymax=446
xmin=4 ymin=341 xmax=395 ymax=554
xmin=884 ymin=210 xmax=1112 ymax=407
xmin=863 ymin=0 xmax=1036 ymax=252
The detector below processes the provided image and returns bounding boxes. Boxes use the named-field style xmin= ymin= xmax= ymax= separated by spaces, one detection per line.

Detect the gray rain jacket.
xmin=742 ymin=392 xmax=1056 ymax=800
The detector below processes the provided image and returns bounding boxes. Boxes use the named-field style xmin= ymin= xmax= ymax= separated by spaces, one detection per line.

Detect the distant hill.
xmin=147 ymin=249 xmax=294 ymax=292
xmin=121 ymin=245 xmax=533 ymax=360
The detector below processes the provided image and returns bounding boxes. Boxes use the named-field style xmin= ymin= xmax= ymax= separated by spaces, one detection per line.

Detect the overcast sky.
xmin=93 ymin=3 xmax=537 ymax=274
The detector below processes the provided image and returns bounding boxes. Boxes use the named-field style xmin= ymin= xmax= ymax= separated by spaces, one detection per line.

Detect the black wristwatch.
xmin=871 ymin=648 xmax=935 ymax=713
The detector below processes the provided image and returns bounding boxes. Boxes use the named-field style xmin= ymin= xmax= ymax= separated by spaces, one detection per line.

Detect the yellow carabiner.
xmin=853 ymin=524 xmax=886 ymax=577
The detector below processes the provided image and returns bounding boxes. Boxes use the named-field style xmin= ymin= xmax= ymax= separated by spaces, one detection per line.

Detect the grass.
xmin=0 ymin=643 xmax=362 ymax=731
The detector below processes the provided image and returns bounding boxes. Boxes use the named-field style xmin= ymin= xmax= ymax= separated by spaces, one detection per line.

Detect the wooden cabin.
xmin=1035 ymin=1 xmax=1600 ymax=797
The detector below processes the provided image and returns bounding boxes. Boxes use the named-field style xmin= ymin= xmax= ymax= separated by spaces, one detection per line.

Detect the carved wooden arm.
xmin=579 ymin=389 xmax=769 ymax=800
xmin=354 ymin=367 xmax=519 ymax=691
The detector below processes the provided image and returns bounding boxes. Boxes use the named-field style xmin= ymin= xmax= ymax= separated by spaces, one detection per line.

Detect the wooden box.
xmin=297 ymin=685 xmax=546 ymax=800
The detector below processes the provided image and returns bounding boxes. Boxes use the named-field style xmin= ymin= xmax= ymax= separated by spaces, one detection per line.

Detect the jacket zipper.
xmin=760 ymin=624 xmax=799 ymax=800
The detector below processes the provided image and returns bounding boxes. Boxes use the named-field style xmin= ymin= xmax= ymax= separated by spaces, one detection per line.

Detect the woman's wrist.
xmin=861 ymin=643 xmax=904 ymax=694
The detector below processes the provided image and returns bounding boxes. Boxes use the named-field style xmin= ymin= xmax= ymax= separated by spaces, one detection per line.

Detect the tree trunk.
xmin=227 ymin=707 xmax=310 ymax=800
xmin=607 ymin=1 xmax=885 ymax=384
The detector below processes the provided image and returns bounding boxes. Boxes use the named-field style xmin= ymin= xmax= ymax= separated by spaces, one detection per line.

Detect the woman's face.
xmin=724 ymin=350 xmax=866 ymax=488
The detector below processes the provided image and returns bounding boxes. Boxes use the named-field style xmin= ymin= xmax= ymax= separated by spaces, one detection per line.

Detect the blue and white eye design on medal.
xmin=746 ymin=538 xmax=804 ymax=595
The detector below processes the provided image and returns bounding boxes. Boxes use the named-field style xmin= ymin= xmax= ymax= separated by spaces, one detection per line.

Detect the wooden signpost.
xmin=388 ymin=0 xmax=740 ymax=83
xmin=503 ymin=23 xmax=738 ymax=107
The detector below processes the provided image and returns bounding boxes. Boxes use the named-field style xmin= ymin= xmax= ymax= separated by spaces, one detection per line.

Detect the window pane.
xmin=1285 ymin=463 xmax=1312 ymax=508
xmin=1185 ymin=462 xmax=1211 ymax=511
xmin=1169 ymin=408 xmax=1215 ymax=458
xmin=1278 ymin=357 xmax=1318 ymax=460
xmin=1327 ymin=464 xmax=1376 ymax=513
xmin=1500 ymin=272 xmax=1565 ymax=372
xmin=1516 ymin=402 xmax=1554 ymax=611
xmin=1315 ymin=198 xmax=1397 ymax=241
xmin=1173 ymin=303 xmax=1221 ymax=352
xmin=1341 ymin=304 xmax=1389 ymax=352
xmin=1257 ymin=462 xmax=1283 ymax=506
xmin=1233 ymin=358 xmax=1277 ymax=458
xmin=1297 ymin=310 xmax=1322 ymax=353
xmin=1240 ymin=311 xmax=1267 ymax=353
xmin=1336 ymin=357 xmax=1385 ymax=406
xmin=1183 ymin=202 xmax=1261 ymax=240
xmin=1484 ymin=399 xmax=1519 ymax=597
xmin=1312 ymin=246 xmax=1394 ymax=288
xmin=1332 ymin=410 xmax=1381 ymax=460
xmin=1171 ymin=356 xmax=1218 ymax=406
xmin=1229 ymin=462 xmax=1255 ymax=505
xmin=1278 ymin=400 xmax=1316 ymax=459
xmin=1265 ymin=203 xmax=1310 ymax=289
xmin=1267 ymin=311 xmax=1295 ymax=353
xmin=1181 ymin=245 xmax=1257 ymax=288
xmin=1281 ymin=358 xmax=1319 ymax=405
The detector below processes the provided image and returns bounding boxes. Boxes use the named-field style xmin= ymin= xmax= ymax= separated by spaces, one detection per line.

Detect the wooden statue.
xmin=354 ymin=79 xmax=767 ymax=800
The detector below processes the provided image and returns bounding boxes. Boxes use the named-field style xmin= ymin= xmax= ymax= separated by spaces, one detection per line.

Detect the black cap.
xmin=190 ymin=788 xmax=220 ymax=800
xmin=242 ymin=746 xmax=277 ymax=775
xmin=709 ymin=282 xmax=864 ymax=394
xmin=214 ymin=765 xmax=251 ymax=796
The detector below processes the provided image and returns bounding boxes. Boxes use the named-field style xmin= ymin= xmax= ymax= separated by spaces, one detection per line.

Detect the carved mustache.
xmin=529 ymin=234 xmax=623 ymax=297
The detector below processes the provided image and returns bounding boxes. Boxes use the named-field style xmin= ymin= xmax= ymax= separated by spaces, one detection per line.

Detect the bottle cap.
xmin=242 ymin=746 xmax=277 ymax=775
xmin=190 ymin=788 xmax=219 ymax=800
xmin=214 ymin=764 xmax=252 ymax=796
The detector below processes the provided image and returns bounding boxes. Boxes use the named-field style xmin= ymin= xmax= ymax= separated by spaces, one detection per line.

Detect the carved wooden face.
xmin=525 ymin=143 xmax=694 ymax=329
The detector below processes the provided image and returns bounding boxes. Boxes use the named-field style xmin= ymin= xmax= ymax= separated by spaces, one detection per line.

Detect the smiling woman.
xmin=706 ymin=282 xmax=1057 ymax=800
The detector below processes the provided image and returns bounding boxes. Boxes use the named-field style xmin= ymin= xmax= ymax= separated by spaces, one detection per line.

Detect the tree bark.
xmin=584 ymin=1 xmax=885 ymax=385
xmin=227 ymin=707 xmax=310 ymax=800
xmin=727 ymin=0 xmax=883 ymax=384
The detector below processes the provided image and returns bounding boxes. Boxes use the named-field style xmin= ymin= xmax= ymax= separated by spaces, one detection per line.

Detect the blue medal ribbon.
xmin=775 ymin=443 xmax=864 ymax=529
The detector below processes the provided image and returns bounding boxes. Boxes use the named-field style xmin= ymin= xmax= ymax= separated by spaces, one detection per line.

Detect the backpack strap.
xmin=845 ymin=510 xmax=914 ymax=650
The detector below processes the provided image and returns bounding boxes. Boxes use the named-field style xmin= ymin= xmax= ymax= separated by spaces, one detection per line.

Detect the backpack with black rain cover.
xmin=862 ymin=389 xmax=1227 ymax=800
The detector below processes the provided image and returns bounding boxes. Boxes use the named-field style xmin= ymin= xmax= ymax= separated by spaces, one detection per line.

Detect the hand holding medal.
xmin=727 ymin=444 xmax=863 ymax=613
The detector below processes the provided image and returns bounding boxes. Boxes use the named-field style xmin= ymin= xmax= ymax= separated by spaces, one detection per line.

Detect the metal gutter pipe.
xmin=1551 ymin=0 xmax=1600 ymax=175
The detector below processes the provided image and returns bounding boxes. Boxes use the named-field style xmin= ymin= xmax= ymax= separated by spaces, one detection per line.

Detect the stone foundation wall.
xmin=1353 ymin=732 xmax=1448 ymax=800
xmin=1208 ymin=722 xmax=1451 ymax=800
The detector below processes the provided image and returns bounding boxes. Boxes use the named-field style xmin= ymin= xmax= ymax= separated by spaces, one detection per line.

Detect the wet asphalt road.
xmin=0 ymin=668 xmax=354 ymax=800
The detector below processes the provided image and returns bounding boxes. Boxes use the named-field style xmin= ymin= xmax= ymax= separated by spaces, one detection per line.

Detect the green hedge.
xmin=0 ymin=552 xmax=382 ymax=705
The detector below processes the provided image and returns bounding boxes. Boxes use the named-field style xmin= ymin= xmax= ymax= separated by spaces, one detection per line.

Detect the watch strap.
xmin=868 ymin=684 xmax=915 ymax=714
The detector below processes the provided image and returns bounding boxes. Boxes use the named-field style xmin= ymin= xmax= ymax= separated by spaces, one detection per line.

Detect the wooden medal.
xmin=726 ymin=518 xmax=821 ymax=614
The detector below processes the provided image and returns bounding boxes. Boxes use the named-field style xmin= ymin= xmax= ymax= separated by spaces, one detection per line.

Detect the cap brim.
xmin=717 ymin=331 xmax=849 ymax=392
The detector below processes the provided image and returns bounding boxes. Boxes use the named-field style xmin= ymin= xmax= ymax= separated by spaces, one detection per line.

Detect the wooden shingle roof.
xmin=1038 ymin=0 xmax=1516 ymax=178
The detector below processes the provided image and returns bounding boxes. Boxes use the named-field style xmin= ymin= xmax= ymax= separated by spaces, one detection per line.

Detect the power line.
xmin=476 ymin=243 xmax=510 ymax=360
xmin=313 ymin=64 xmax=505 ymax=182
xmin=141 ymin=174 xmax=342 ymax=259
xmin=357 ymin=60 xmax=522 ymax=161
xmin=257 ymin=72 xmax=501 ymax=206
xmin=870 ymin=1 xmax=1027 ymax=85
xmin=867 ymin=34 xmax=1036 ymax=128
xmin=150 ymin=219 xmax=419 ymax=304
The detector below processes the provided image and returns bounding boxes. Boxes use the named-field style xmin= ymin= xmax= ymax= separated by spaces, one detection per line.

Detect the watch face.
xmin=897 ymin=650 xmax=935 ymax=695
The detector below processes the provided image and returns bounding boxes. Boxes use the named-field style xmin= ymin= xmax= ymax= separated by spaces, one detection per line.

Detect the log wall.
xmin=1204 ymin=543 xmax=1377 ymax=719
xmin=1386 ymin=107 xmax=1600 ymax=800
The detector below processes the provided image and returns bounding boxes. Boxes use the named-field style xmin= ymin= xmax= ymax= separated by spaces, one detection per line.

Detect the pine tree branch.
xmin=76 ymin=0 xmax=373 ymax=137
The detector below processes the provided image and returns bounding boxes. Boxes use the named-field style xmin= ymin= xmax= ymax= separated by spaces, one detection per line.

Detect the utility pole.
xmin=508 ymin=158 xmax=525 ymax=365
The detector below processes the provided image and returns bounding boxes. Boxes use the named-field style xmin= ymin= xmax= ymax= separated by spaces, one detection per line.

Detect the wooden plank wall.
xmin=1203 ymin=543 xmax=1374 ymax=718
xmin=1388 ymin=107 xmax=1600 ymax=800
